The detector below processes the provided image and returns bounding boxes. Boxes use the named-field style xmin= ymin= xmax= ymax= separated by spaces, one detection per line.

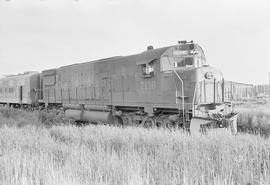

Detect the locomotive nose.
xmin=201 ymin=67 xmax=223 ymax=81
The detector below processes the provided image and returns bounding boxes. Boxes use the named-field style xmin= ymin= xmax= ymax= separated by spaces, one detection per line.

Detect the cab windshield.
xmin=160 ymin=54 xmax=207 ymax=72
xmin=174 ymin=56 xmax=194 ymax=67
xmin=160 ymin=43 xmax=206 ymax=72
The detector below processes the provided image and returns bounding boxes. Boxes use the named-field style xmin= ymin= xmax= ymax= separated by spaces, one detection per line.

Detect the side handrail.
xmin=192 ymin=82 xmax=198 ymax=117
xmin=173 ymin=70 xmax=185 ymax=125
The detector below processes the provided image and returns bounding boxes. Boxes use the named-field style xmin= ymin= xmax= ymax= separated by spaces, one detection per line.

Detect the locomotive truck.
xmin=0 ymin=41 xmax=238 ymax=133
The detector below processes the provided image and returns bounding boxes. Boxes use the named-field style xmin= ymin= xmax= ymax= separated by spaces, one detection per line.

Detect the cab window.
xmin=194 ymin=55 xmax=206 ymax=67
xmin=142 ymin=63 xmax=154 ymax=75
xmin=137 ymin=60 xmax=155 ymax=78
xmin=175 ymin=57 xmax=194 ymax=67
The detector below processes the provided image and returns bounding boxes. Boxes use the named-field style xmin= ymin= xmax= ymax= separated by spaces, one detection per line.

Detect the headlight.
xmin=204 ymin=72 xmax=213 ymax=79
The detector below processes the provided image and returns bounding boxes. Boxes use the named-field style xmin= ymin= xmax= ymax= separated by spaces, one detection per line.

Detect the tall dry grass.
xmin=1 ymin=125 xmax=270 ymax=185
xmin=236 ymin=103 xmax=270 ymax=136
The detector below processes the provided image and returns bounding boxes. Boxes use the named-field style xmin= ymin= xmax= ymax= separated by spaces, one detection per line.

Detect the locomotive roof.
xmin=132 ymin=46 xmax=172 ymax=62
xmin=54 ymin=43 xmax=202 ymax=70
xmin=59 ymin=45 xmax=173 ymax=69
xmin=0 ymin=71 xmax=39 ymax=80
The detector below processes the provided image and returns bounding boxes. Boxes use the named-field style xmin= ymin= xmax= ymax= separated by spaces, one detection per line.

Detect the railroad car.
xmin=0 ymin=71 xmax=40 ymax=107
xmin=224 ymin=81 xmax=254 ymax=102
xmin=38 ymin=41 xmax=238 ymax=133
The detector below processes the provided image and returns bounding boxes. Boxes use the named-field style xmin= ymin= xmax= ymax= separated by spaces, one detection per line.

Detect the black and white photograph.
xmin=0 ymin=0 xmax=270 ymax=184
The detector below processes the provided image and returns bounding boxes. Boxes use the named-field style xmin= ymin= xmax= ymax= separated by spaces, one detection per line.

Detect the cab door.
xmin=19 ymin=86 xmax=23 ymax=104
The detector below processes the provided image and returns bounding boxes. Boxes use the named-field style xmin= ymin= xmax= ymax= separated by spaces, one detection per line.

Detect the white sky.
xmin=0 ymin=0 xmax=269 ymax=84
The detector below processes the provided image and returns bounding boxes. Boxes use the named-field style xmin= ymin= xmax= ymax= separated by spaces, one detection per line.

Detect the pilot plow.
xmin=189 ymin=112 xmax=238 ymax=135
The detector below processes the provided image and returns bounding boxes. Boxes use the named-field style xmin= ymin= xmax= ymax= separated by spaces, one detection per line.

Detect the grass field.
xmin=236 ymin=103 xmax=270 ymax=136
xmin=0 ymin=105 xmax=270 ymax=185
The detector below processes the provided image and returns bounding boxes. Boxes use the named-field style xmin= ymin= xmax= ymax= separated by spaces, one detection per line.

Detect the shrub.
xmin=37 ymin=109 xmax=68 ymax=127
xmin=0 ymin=107 xmax=71 ymax=128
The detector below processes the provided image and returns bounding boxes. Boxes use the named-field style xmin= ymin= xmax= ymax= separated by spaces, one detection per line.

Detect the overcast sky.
xmin=0 ymin=0 xmax=269 ymax=84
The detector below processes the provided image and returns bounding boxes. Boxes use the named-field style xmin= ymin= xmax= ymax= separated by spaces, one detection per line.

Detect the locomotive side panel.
xmin=42 ymin=57 xmax=124 ymax=107
xmin=110 ymin=55 xmax=178 ymax=110
xmin=109 ymin=50 xmax=179 ymax=110
xmin=110 ymin=56 xmax=141 ymax=106
xmin=41 ymin=48 xmax=185 ymax=114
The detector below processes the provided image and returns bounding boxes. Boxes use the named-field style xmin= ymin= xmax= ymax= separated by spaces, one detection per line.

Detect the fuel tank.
xmin=65 ymin=109 xmax=114 ymax=123
xmin=63 ymin=104 xmax=109 ymax=111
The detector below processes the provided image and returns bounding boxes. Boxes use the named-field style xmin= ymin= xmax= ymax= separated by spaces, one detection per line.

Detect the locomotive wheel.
xmin=155 ymin=117 xmax=174 ymax=129
xmin=165 ymin=121 xmax=176 ymax=129
xmin=141 ymin=117 xmax=155 ymax=128
xmin=155 ymin=120 xmax=163 ymax=128
xmin=113 ymin=116 xmax=123 ymax=126
xmin=122 ymin=116 xmax=132 ymax=126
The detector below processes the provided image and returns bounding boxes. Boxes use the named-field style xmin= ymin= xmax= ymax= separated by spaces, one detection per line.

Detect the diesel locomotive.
xmin=0 ymin=41 xmax=238 ymax=133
